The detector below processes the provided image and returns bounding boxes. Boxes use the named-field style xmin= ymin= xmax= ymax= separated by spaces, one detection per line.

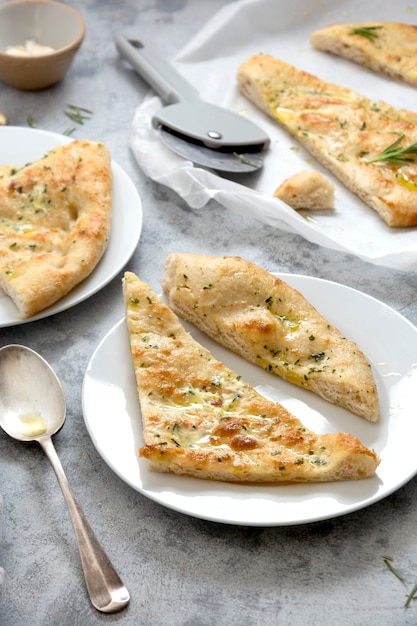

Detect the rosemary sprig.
xmin=382 ymin=555 xmax=407 ymax=584
xmin=233 ymin=152 xmax=259 ymax=168
xmin=382 ymin=555 xmax=417 ymax=608
xmin=64 ymin=104 xmax=93 ymax=125
xmin=350 ymin=26 xmax=382 ymax=42
xmin=366 ymin=134 xmax=417 ymax=165
xmin=405 ymin=582 xmax=417 ymax=609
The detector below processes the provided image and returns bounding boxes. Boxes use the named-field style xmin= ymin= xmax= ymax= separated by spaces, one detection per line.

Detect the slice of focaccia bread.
xmin=0 ymin=140 xmax=112 ymax=317
xmin=162 ymin=253 xmax=379 ymax=422
xmin=123 ymin=271 xmax=378 ymax=482
xmin=237 ymin=54 xmax=417 ymax=227
xmin=311 ymin=22 xmax=417 ymax=87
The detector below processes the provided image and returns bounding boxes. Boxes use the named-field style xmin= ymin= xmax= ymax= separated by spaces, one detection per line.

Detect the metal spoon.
xmin=0 ymin=344 xmax=129 ymax=614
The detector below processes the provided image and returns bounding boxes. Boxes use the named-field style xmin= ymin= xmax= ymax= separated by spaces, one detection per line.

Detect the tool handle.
xmin=39 ymin=436 xmax=129 ymax=614
xmin=115 ymin=34 xmax=197 ymax=104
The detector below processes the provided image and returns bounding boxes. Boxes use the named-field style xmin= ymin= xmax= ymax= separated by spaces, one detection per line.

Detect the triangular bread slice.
xmin=236 ymin=54 xmax=417 ymax=227
xmin=0 ymin=140 xmax=112 ymax=317
xmin=311 ymin=22 xmax=417 ymax=87
xmin=162 ymin=253 xmax=379 ymax=422
xmin=123 ymin=271 xmax=378 ymax=483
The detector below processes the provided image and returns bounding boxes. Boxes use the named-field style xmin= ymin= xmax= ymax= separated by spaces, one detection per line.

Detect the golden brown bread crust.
xmin=123 ymin=271 xmax=378 ymax=483
xmin=162 ymin=253 xmax=379 ymax=422
xmin=311 ymin=22 xmax=417 ymax=87
xmin=273 ymin=170 xmax=335 ymax=210
xmin=237 ymin=54 xmax=417 ymax=227
xmin=0 ymin=140 xmax=112 ymax=317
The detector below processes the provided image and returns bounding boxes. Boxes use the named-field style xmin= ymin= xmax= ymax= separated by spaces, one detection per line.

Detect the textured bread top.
xmin=273 ymin=170 xmax=335 ymax=210
xmin=163 ymin=253 xmax=379 ymax=422
xmin=311 ymin=22 xmax=417 ymax=87
xmin=237 ymin=54 xmax=417 ymax=227
xmin=124 ymin=271 xmax=379 ymax=483
xmin=0 ymin=140 xmax=112 ymax=317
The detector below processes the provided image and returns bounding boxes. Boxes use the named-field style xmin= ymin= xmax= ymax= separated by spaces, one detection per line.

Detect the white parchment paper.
xmin=131 ymin=0 xmax=417 ymax=272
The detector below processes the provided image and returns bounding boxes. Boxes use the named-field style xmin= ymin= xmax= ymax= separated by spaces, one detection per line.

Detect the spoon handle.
xmin=39 ymin=436 xmax=129 ymax=613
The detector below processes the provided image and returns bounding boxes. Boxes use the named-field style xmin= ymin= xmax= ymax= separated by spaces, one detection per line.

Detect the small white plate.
xmin=82 ymin=274 xmax=417 ymax=526
xmin=0 ymin=126 xmax=142 ymax=326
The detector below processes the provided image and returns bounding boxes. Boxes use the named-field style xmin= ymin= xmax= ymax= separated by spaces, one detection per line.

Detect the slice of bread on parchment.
xmin=237 ymin=53 xmax=417 ymax=227
xmin=311 ymin=22 xmax=417 ymax=87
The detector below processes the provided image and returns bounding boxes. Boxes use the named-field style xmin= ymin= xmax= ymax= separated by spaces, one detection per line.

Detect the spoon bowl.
xmin=0 ymin=344 xmax=65 ymax=442
xmin=0 ymin=344 xmax=130 ymax=613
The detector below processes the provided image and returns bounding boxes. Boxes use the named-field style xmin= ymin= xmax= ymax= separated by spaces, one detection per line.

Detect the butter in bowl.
xmin=0 ymin=0 xmax=85 ymax=90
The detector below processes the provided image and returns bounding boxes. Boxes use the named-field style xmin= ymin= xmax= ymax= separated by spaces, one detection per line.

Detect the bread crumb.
xmin=273 ymin=170 xmax=335 ymax=210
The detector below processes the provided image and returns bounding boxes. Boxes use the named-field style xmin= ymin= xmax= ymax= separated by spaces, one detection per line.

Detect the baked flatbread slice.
xmin=237 ymin=54 xmax=417 ymax=227
xmin=162 ymin=253 xmax=379 ymax=422
xmin=273 ymin=170 xmax=335 ymax=210
xmin=311 ymin=22 xmax=417 ymax=87
xmin=123 ymin=271 xmax=378 ymax=482
xmin=0 ymin=140 xmax=112 ymax=317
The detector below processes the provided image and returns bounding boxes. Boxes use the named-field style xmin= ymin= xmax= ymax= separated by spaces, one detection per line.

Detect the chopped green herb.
xmin=64 ymin=104 xmax=93 ymax=125
xmin=381 ymin=555 xmax=417 ymax=608
xmin=350 ymin=26 xmax=382 ymax=42
xmin=232 ymin=152 xmax=259 ymax=168
xmin=366 ymin=134 xmax=417 ymax=165
xmin=405 ymin=582 xmax=417 ymax=608
xmin=382 ymin=555 xmax=407 ymax=584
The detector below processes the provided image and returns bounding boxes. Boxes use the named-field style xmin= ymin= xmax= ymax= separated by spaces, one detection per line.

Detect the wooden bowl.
xmin=0 ymin=0 xmax=85 ymax=90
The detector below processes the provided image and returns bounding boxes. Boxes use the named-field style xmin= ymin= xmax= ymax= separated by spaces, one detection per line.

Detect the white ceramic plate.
xmin=82 ymin=274 xmax=417 ymax=526
xmin=0 ymin=126 xmax=142 ymax=327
